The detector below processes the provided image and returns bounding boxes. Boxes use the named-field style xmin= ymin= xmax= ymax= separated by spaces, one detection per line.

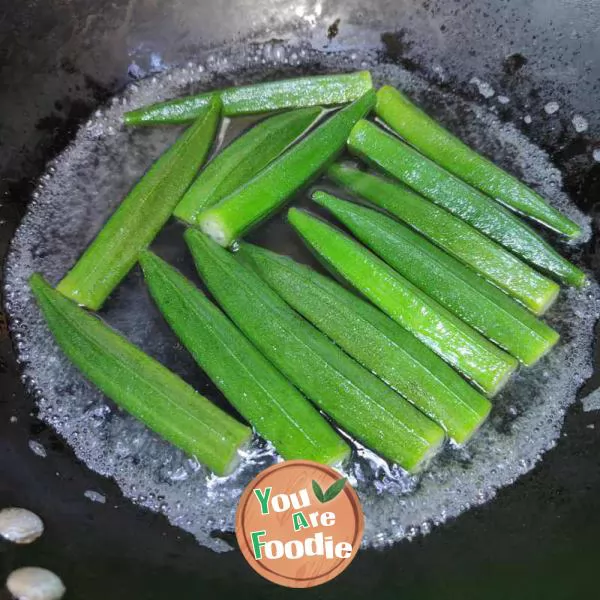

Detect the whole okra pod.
xmin=375 ymin=85 xmax=581 ymax=238
xmin=31 ymin=273 xmax=251 ymax=476
xmin=124 ymin=71 xmax=372 ymax=125
xmin=198 ymin=90 xmax=375 ymax=247
xmin=289 ymin=206 xmax=518 ymax=396
xmin=57 ymin=96 xmax=221 ymax=310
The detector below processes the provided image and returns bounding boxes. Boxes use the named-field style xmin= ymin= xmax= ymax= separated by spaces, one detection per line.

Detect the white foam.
xmin=4 ymin=45 xmax=598 ymax=552
xmin=469 ymin=77 xmax=495 ymax=99
xmin=582 ymin=388 xmax=600 ymax=412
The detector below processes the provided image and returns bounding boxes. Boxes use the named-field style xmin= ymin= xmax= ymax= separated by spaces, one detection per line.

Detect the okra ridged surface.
xmin=239 ymin=243 xmax=491 ymax=443
xmin=140 ymin=251 xmax=350 ymax=466
xmin=185 ymin=229 xmax=446 ymax=473
xmin=125 ymin=71 xmax=373 ymax=124
xmin=316 ymin=181 xmax=559 ymax=366
xmin=30 ymin=273 xmax=251 ymax=476
xmin=174 ymin=107 xmax=321 ymax=225
xmin=348 ymin=119 xmax=585 ymax=288
xmin=289 ymin=207 xmax=518 ymax=396
xmin=198 ymin=90 xmax=376 ymax=247
xmin=328 ymin=164 xmax=560 ymax=316
xmin=375 ymin=85 xmax=581 ymax=238
xmin=57 ymin=96 xmax=222 ymax=310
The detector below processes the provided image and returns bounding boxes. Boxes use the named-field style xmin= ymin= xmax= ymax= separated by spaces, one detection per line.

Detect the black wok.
xmin=1 ymin=1 xmax=600 ymax=598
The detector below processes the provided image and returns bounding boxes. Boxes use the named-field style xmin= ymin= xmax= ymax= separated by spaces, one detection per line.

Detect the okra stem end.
xmin=521 ymin=329 xmax=561 ymax=367
xmin=198 ymin=213 xmax=233 ymax=248
xmin=486 ymin=360 xmax=518 ymax=398
xmin=406 ymin=427 xmax=446 ymax=474
xmin=535 ymin=283 xmax=560 ymax=316
xmin=569 ymin=267 xmax=587 ymax=288
xmin=55 ymin=279 xmax=100 ymax=311
xmin=454 ymin=401 xmax=492 ymax=447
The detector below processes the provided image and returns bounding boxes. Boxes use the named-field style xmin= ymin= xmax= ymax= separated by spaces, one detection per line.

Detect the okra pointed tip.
xmin=311 ymin=190 xmax=342 ymax=212
xmin=183 ymin=226 xmax=207 ymax=250
xmin=231 ymin=242 xmax=256 ymax=267
xmin=182 ymin=226 xmax=196 ymax=242
xmin=235 ymin=241 xmax=262 ymax=260
xmin=138 ymin=249 xmax=163 ymax=274
xmin=326 ymin=161 xmax=351 ymax=179
xmin=28 ymin=272 xmax=44 ymax=287
xmin=348 ymin=118 xmax=370 ymax=143
xmin=122 ymin=111 xmax=139 ymax=126
xmin=298 ymin=105 xmax=325 ymax=119
xmin=564 ymin=220 xmax=582 ymax=239
xmin=288 ymin=207 xmax=319 ymax=234
xmin=310 ymin=190 xmax=331 ymax=205
xmin=287 ymin=206 xmax=303 ymax=222
xmin=185 ymin=227 xmax=223 ymax=263
xmin=29 ymin=273 xmax=52 ymax=303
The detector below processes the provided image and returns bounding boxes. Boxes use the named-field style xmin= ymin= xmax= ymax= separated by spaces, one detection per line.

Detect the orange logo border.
xmin=235 ymin=460 xmax=364 ymax=588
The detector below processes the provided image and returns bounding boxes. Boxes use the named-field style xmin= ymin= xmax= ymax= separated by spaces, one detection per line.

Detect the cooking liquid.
xmin=4 ymin=45 xmax=598 ymax=551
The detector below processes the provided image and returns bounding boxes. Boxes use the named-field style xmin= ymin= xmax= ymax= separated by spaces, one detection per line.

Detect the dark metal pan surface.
xmin=1 ymin=2 xmax=599 ymax=598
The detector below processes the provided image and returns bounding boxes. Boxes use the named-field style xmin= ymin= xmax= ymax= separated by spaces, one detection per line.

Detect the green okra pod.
xmin=328 ymin=164 xmax=559 ymax=316
xmin=198 ymin=90 xmax=376 ymax=247
xmin=30 ymin=273 xmax=250 ymax=476
xmin=57 ymin=96 xmax=221 ymax=310
xmin=289 ymin=207 xmax=518 ymax=396
xmin=375 ymin=86 xmax=581 ymax=238
xmin=348 ymin=119 xmax=586 ymax=288
xmin=174 ymin=107 xmax=321 ymax=225
xmin=185 ymin=229 xmax=445 ymax=473
xmin=314 ymin=188 xmax=559 ymax=365
xmin=124 ymin=71 xmax=373 ymax=125
xmin=239 ymin=243 xmax=491 ymax=444
xmin=140 ymin=251 xmax=350 ymax=465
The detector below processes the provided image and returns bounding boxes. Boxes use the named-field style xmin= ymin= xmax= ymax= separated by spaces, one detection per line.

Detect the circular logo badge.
xmin=235 ymin=460 xmax=364 ymax=588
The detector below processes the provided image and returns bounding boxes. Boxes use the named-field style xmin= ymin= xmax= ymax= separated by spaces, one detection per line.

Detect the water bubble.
xmin=469 ymin=77 xmax=495 ymax=98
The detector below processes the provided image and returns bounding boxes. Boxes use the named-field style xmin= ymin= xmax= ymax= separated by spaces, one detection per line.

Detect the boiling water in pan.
xmin=4 ymin=45 xmax=599 ymax=552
